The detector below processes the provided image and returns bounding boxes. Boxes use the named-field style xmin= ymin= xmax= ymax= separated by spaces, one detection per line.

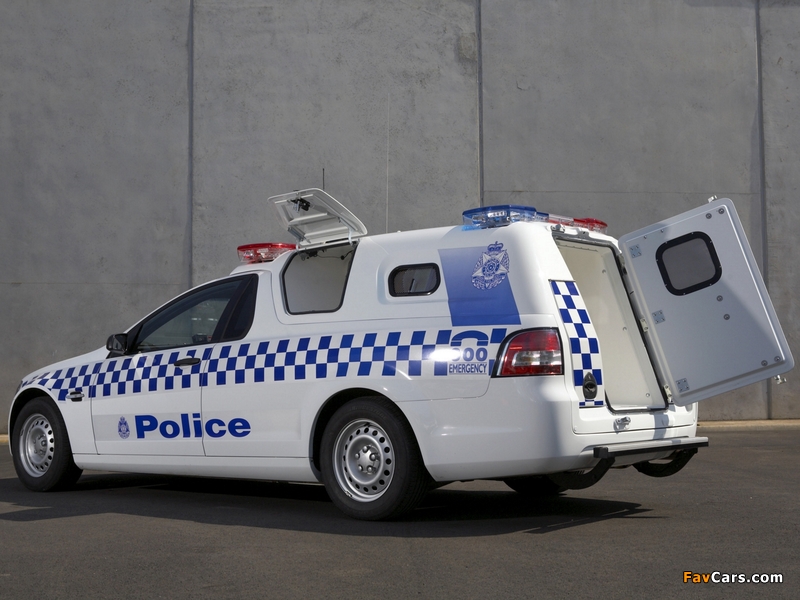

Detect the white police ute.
xmin=8 ymin=190 xmax=793 ymax=520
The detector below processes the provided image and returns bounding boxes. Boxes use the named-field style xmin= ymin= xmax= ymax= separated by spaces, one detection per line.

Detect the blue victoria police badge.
xmin=472 ymin=241 xmax=510 ymax=290
xmin=118 ymin=416 xmax=130 ymax=439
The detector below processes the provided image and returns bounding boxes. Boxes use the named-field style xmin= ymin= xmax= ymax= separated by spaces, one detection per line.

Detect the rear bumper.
xmin=592 ymin=436 xmax=708 ymax=459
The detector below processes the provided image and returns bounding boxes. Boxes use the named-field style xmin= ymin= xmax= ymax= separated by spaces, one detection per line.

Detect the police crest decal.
xmin=472 ymin=241 xmax=510 ymax=290
xmin=118 ymin=416 xmax=131 ymax=439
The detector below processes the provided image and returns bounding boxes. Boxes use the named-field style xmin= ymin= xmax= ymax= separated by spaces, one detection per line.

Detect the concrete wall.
xmin=481 ymin=0 xmax=772 ymax=420
xmin=1 ymin=0 xmax=797 ymax=431
xmin=191 ymin=0 xmax=479 ymax=284
xmin=762 ymin=0 xmax=800 ymax=418
xmin=0 ymin=1 xmax=193 ymax=434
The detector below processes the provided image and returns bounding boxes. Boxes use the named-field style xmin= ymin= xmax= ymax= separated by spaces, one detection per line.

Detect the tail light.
xmin=496 ymin=329 xmax=563 ymax=376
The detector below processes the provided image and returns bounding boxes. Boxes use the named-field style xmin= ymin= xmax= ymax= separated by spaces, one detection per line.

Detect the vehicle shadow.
xmin=0 ymin=469 xmax=657 ymax=538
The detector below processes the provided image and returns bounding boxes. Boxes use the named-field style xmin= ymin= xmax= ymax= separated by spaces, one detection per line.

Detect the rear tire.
xmin=12 ymin=397 xmax=82 ymax=492
xmin=321 ymin=397 xmax=428 ymax=520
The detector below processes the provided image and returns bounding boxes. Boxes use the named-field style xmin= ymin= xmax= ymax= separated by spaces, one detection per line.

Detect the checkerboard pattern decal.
xmin=20 ymin=328 xmax=509 ymax=400
xmin=94 ymin=349 xmax=209 ymax=398
xmin=551 ymin=280 xmax=604 ymax=407
xmin=21 ymin=364 xmax=96 ymax=401
xmin=203 ymin=331 xmax=443 ymax=386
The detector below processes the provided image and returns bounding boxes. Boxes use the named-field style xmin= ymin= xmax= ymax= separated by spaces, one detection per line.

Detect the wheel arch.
xmin=8 ymin=388 xmax=58 ymax=455
xmin=309 ymin=388 xmax=426 ymax=476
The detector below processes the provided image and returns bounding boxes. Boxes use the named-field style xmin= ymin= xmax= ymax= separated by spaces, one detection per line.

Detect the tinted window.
xmin=389 ymin=264 xmax=440 ymax=296
xmin=133 ymin=276 xmax=256 ymax=352
xmin=221 ymin=277 xmax=258 ymax=341
xmin=282 ymin=244 xmax=355 ymax=314
xmin=656 ymin=232 xmax=722 ymax=295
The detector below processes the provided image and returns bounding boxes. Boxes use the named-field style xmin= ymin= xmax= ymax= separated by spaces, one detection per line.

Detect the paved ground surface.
xmin=0 ymin=426 xmax=797 ymax=599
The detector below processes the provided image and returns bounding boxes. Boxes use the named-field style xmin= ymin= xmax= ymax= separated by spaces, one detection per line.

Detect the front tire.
xmin=320 ymin=397 xmax=428 ymax=520
xmin=12 ymin=397 xmax=82 ymax=492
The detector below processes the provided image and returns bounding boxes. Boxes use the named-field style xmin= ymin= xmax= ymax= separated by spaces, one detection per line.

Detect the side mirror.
xmin=106 ymin=333 xmax=128 ymax=355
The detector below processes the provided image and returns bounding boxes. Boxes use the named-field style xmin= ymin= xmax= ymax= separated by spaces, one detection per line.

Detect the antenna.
xmin=386 ymin=92 xmax=390 ymax=233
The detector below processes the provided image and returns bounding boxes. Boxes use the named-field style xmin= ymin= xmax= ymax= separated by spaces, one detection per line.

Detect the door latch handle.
xmin=67 ymin=389 xmax=84 ymax=402
xmin=615 ymin=416 xmax=631 ymax=430
xmin=173 ymin=357 xmax=201 ymax=367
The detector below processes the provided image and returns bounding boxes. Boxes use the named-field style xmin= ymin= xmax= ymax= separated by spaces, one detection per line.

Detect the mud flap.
xmin=633 ymin=448 xmax=698 ymax=478
xmin=547 ymin=457 xmax=615 ymax=490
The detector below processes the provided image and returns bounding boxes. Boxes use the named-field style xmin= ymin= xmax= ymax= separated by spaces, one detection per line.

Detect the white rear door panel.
xmin=618 ymin=198 xmax=793 ymax=406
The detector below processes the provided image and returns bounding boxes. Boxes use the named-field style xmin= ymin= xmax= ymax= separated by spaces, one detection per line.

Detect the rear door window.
xmin=656 ymin=232 xmax=722 ymax=295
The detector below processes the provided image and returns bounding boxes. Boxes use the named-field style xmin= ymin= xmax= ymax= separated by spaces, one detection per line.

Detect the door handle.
xmin=173 ymin=357 xmax=201 ymax=367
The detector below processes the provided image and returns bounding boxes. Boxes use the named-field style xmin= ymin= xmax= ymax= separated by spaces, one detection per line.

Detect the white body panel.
xmin=9 ymin=348 xmax=106 ymax=455
xmin=90 ymin=347 xmax=206 ymax=456
xmin=73 ymin=454 xmax=317 ymax=482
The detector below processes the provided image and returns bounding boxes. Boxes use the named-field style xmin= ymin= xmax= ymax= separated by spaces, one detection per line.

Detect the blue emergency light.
xmin=462 ymin=204 xmax=608 ymax=234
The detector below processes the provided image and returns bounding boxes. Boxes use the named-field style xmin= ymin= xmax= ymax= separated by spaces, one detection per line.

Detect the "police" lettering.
xmin=134 ymin=414 xmax=251 ymax=439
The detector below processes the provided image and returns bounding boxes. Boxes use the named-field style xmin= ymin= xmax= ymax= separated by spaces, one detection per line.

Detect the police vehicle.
xmin=8 ymin=190 xmax=793 ymax=520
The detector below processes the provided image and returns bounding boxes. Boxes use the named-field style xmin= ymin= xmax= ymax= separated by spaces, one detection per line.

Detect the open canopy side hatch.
xmin=269 ymin=188 xmax=368 ymax=250
xmin=618 ymin=198 xmax=793 ymax=406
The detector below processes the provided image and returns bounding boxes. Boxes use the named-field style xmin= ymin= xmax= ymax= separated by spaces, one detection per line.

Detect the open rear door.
xmin=618 ymin=198 xmax=793 ymax=406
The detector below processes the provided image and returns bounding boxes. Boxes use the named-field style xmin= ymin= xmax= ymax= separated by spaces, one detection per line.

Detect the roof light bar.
xmin=462 ymin=204 xmax=608 ymax=234
xmin=237 ymin=243 xmax=296 ymax=263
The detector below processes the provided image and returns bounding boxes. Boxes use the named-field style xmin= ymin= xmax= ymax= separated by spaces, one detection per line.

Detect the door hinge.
xmin=639 ymin=318 xmax=649 ymax=333
xmin=663 ymin=384 xmax=673 ymax=401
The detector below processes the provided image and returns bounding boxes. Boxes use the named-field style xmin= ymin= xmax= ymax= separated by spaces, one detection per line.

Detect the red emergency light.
xmin=237 ymin=243 xmax=296 ymax=263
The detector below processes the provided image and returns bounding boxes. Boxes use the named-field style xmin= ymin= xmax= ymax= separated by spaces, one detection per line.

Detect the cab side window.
xmin=282 ymin=243 xmax=356 ymax=314
xmin=132 ymin=275 xmax=257 ymax=352
xmin=222 ymin=277 xmax=258 ymax=340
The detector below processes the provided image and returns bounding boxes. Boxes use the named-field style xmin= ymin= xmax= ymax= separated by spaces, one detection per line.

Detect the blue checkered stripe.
xmin=21 ymin=349 xmax=208 ymax=401
xmin=203 ymin=329 xmax=499 ymax=385
xmin=20 ymin=329 xmax=508 ymax=400
xmin=21 ymin=364 xmax=96 ymax=402
xmin=92 ymin=349 xmax=207 ymax=398
xmin=551 ymin=280 xmax=604 ymax=408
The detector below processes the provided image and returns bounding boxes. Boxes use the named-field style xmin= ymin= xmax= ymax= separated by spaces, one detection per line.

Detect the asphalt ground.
xmin=0 ymin=424 xmax=797 ymax=599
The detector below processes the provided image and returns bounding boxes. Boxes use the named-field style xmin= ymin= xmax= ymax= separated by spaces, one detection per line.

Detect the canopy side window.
xmin=282 ymin=243 xmax=356 ymax=314
xmin=389 ymin=264 xmax=440 ymax=297
xmin=655 ymin=232 xmax=722 ymax=296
